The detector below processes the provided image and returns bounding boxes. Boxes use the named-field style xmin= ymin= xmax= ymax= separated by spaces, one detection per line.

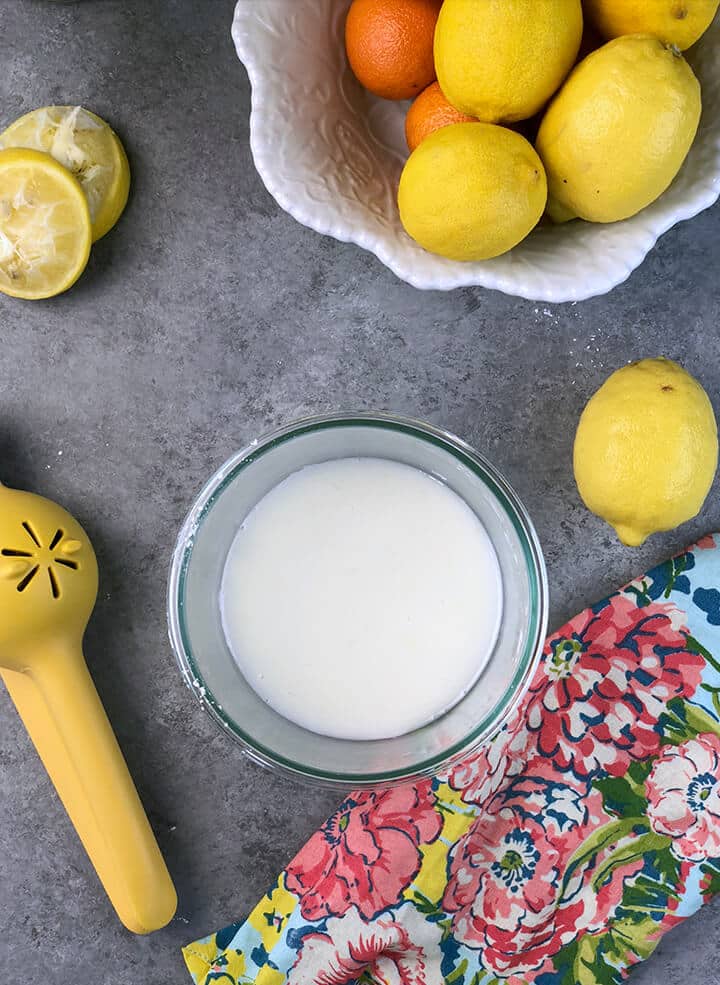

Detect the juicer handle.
xmin=1 ymin=643 xmax=177 ymax=934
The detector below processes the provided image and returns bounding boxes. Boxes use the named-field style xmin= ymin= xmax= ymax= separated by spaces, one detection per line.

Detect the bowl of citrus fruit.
xmin=232 ymin=0 xmax=720 ymax=300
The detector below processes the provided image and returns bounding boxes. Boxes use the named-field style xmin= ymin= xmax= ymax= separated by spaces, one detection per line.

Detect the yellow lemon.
xmin=398 ymin=122 xmax=547 ymax=261
xmin=574 ymin=359 xmax=718 ymax=547
xmin=434 ymin=0 xmax=583 ymax=123
xmin=0 ymin=147 xmax=92 ymax=300
xmin=0 ymin=106 xmax=130 ymax=241
xmin=536 ymin=35 xmax=701 ymax=223
xmin=583 ymin=0 xmax=719 ymax=50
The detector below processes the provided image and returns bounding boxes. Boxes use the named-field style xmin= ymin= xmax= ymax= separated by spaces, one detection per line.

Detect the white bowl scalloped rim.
xmin=232 ymin=2 xmax=720 ymax=301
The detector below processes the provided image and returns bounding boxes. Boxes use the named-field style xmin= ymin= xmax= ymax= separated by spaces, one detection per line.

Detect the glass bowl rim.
xmin=167 ymin=411 xmax=549 ymax=786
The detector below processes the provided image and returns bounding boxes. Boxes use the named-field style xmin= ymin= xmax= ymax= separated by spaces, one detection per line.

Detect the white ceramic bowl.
xmin=232 ymin=2 xmax=720 ymax=301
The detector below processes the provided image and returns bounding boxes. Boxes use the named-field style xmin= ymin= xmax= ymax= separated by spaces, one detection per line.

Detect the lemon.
xmin=0 ymin=106 xmax=130 ymax=241
xmin=398 ymin=123 xmax=547 ymax=261
xmin=583 ymin=0 xmax=719 ymax=50
xmin=434 ymin=0 xmax=583 ymax=123
xmin=0 ymin=147 xmax=92 ymax=300
xmin=574 ymin=359 xmax=718 ymax=547
xmin=536 ymin=36 xmax=701 ymax=224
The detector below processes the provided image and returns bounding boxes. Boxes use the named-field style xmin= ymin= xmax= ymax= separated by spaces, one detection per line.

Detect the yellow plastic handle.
xmin=1 ymin=642 xmax=177 ymax=934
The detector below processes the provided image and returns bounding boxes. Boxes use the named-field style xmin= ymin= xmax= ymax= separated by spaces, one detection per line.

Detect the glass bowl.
xmin=167 ymin=413 xmax=548 ymax=788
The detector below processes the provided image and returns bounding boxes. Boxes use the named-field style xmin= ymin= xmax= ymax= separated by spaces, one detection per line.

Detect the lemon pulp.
xmin=0 ymin=106 xmax=130 ymax=241
xmin=0 ymin=148 xmax=92 ymax=300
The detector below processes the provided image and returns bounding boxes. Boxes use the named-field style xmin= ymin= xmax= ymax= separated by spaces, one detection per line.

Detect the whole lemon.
xmin=434 ymin=0 xmax=583 ymax=123
xmin=398 ymin=122 xmax=547 ymax=261
xmin=574 ymin=359 xmax=718 ymax=547
xmin=584 ymin=0 xmax=719 ymax=50
xmin=536 ymin=35 xmax=701 ymax=223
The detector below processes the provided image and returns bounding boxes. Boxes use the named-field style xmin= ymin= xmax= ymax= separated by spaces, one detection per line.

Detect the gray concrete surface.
xmin=1 ymin=1 xmax=720 ymax=982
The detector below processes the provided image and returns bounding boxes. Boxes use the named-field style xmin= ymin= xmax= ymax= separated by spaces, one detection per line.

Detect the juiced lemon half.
xmin=0 ymin=148 xmax=92 ymax=300
xmin=0 ymin=106 xmax=130 ymax=241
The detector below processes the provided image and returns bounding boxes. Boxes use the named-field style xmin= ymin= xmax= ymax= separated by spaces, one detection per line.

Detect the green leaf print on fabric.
xmin=700 ymin=858 xmax=720 ymax=899
xmin=593 ymin=775 xmax=648 ymax=819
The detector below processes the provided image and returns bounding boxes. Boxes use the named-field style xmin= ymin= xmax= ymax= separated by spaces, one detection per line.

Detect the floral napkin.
xmin=183 ymin=535 xmax=720 ymax=985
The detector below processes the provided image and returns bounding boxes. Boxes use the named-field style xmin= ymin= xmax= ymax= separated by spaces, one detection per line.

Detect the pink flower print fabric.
xmin=183 ymin=535 xmax=720 ymax=985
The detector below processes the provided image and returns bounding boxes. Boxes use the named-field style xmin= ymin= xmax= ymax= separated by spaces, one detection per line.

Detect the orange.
xmin=405 ymin=82 xmax=477 ymax=151
xmin=345 ymin=0 xmax=442 ymax=101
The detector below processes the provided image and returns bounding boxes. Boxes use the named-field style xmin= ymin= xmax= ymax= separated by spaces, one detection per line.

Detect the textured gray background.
xmin=1 ymin=1 xmax=720 ymax=982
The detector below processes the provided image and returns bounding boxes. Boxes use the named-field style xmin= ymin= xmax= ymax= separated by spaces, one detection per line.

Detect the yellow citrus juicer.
xmin=0 ymin=482 xmax=177 ymax=933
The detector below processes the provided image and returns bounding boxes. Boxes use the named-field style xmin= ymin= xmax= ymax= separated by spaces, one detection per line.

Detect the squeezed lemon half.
xmin=0 ymin=147 xmax=92 ymax=300
xmin=0 ymin=106 xmax=130 ymax=241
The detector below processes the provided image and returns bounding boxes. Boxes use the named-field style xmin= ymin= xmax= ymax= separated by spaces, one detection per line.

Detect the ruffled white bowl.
xmin=232 ymin=2 xmax=720 ymax=301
